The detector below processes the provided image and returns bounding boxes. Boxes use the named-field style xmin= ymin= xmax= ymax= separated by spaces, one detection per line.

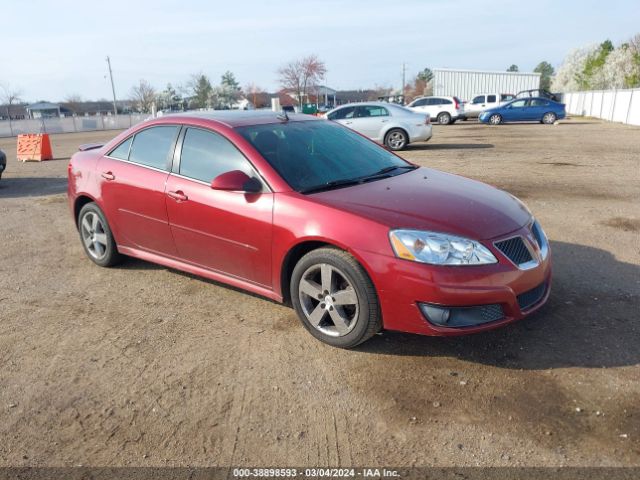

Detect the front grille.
xmin=478 ymin=304 xmax=505 ymax=323
xmin=495 ymin=236 xmax=532 ymax=266
xmin=517 ymin=282 xmax=547 ymax=311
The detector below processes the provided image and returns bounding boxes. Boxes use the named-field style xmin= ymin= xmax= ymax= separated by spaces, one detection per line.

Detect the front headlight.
xmin=389 ymin=229 xmax=497 ymax=266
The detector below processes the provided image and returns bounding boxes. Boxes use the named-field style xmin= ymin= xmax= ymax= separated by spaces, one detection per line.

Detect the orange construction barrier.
xmin=16 ymin=134 xmax=53 ymax=161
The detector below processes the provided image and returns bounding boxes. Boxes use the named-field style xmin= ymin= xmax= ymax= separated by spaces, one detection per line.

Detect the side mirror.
xmin=211 ymin=170 xmax=262 ymax=193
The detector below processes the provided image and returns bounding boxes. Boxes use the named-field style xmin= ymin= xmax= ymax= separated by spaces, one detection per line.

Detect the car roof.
xmin=159 ymin=110 xmax=321 ymax=128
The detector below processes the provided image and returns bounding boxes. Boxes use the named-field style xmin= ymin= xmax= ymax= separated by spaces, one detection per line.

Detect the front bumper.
xmin=354 ymin=224 xmax=552 ymax=336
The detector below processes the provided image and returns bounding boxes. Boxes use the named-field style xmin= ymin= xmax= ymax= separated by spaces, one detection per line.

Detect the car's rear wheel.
xmin=489 ymin=114 xmax=502 ymax=125
xmin=291 ymin=248 xmax=381 ymax=348
xmin=78 ymin=202 xmax=122 ymax=267
xmin=542 ymin=112 xmax=557 ymax=124
xmin=384 ymin=128 xmax=408 ymax=151
xmin=437 ymin=112 xmax=452 ymax=125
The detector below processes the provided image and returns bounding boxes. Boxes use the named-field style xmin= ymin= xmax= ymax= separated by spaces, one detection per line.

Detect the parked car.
xmin=0 ymin=149 xmax=5 ymax=180
xmin=326 ymin=102 xmax=431 ymax=150
xmin=68 ymin=111 xmax=551 ymax=348
xmin=479 ymin=97 xmax=566 ymax=125
xmin=463 ymin=93 xmax=515 ymax=119
xmin=406 ymin=96 xmax=464 ymax=125
xmin=516 ymin=89 xmax=560 ymax=102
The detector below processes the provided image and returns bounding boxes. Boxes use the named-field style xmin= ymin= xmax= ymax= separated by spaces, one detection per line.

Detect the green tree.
xmin=578 ymin=40 xmax=614 ymax=89
xmin=507 ymin=64 xmax=519 ymax=72
xmin=189 ymin=73 xmax=213 ymax=109
xmin=534 ymin=61 xmax=555 ymax=90
xmin=221 ymin=71 xmax=240 ymax=91
xmin=416 ymin=68 xmax=433 ymax=83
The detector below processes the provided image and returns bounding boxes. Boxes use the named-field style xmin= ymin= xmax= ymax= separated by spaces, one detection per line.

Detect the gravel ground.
xmin=0 ymin=119 xmax=638 ymax=468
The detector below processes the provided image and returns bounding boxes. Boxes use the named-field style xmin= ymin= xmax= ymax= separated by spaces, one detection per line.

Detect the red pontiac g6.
xmin=68 ymin=112 xmax=551 ymax=348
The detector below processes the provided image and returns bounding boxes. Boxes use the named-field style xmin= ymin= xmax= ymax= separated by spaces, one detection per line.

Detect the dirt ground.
xmin=0 ymin=119 xmax=639 ymax=468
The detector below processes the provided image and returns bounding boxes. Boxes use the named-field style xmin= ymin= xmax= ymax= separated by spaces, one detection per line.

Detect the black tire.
xmin=542 ymin=112 xmax=557 ymax=124
xmin=437 ymin=112 xmax=452 ymax=125
xmin=290 ymin=247 xmax=381 ymax=348
xmin=488 ymin=113 xmax=503 ymax=125
xmin=77 ymin=202 xmax=122 ymax=267
xmin=384 ymin=128 xmax=408 ymax=151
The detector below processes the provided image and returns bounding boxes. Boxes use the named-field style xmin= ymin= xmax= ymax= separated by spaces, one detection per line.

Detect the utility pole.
xmin=401 ymin=62 xmax=406 ymax=105
xmin=106 ymin=56 xmax=118 ymax=116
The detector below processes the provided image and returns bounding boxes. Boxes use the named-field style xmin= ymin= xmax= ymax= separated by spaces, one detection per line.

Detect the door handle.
xmin=381 ymin=120 xmax=388 ymax=123
xmin=167 ymin=190 xmax=188 ymax=202
xmin=101 ymin=171 xmax=115 ymax=181
xmin=345 ymin=121 xmax=353 ymax=125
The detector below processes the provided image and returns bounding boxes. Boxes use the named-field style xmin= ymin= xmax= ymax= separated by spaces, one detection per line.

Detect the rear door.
xmin=165 ymin=127 xmax=273 ymax=286
xmin=98 ymin=125 xmax=179 ymax=256
xmin=529 ymin=99 xmax=549 ymax=120
xmin=485 ymin=94 xmax=498 ymax=109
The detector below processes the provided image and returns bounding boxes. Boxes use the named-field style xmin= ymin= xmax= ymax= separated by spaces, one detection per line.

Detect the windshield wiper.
xmin=361 ymin=164 xmax=417 ymax=182
xmin=300 ymin=165 xmax=417 ymax=194
xmin=300 ymin=178 xmax=363 ymax=194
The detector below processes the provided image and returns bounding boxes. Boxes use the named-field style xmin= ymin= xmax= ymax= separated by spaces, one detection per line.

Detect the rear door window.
xmin=129 ymin=126 xmax=179 ymax=170
xmin=441 ymin=98 xmax=452 ymax=105
xmin=487 ymin=95 xmax=497 ymax=103
xmin=108 ymin=137 xmax=132 ymax=160
xmin=530 ymin=99 xmax=549 ymax=107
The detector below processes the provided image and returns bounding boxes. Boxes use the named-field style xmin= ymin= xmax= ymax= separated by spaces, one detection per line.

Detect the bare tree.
xmin=0 ymin=83 xmax=23 ymax=132
xmin=64 ymin=94 xmax=83 ymax=114
xmin=278 ymin=54 xmax=327 ymax=106
xmin=130 ymin=79 xmax=156 ymax=113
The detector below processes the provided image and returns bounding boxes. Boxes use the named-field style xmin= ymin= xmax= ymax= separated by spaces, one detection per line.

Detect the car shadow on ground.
xmin=0 ymin=177 xmax=67 ymax=198
xmin=407 ymin=143 xmax=494 ymax=151
xmin=357 ymin=240 xmax=640 ymax=370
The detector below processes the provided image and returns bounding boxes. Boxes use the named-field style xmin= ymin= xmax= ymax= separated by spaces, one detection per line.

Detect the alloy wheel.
xmin=387 ymin=131 xmax=406 ymax=150
xmin=81 ymin=211 xmax=108 ymax=260
xmin=298 ymin=263 xmax=359 ymax=337
xmin=489 ymin=114 xmax=502 ymax=125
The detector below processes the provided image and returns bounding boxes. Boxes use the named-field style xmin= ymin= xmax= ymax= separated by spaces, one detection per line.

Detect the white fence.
xmin=0 ymin=114 xmax=149 ymax=138
xmin=561 ymin=88 xmax=640 ymax=126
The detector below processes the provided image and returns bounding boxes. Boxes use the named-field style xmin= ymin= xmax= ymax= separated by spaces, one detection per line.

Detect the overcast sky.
xmin=1 ymin=0 xmax=638 ymax=102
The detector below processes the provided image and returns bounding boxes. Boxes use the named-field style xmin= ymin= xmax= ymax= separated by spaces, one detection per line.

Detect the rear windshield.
xmin=236 ymin=120 xmax=409 ymax=192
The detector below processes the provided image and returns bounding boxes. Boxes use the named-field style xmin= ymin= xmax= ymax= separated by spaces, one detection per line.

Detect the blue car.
xmin=479 ymin=97 xmax=566 ymax=125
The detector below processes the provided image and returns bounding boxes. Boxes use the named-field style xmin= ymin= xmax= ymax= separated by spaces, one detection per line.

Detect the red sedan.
xmin=68 ymin=111 xmax=551 ymax=348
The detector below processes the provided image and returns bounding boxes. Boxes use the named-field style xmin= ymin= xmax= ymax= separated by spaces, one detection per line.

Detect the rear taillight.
xmin=454 ymin=98 xmax=460 ymax=110
xmin=425 ymin=115 xmax=431 ymax=125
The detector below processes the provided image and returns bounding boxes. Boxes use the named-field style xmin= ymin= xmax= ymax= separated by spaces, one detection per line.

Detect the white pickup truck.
xmin=463 ymin=93 xmax=515 ymax=119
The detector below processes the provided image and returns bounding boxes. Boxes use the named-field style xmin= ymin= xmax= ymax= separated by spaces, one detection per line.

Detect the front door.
xmin=98 ymin=125 xmax=179 ymax=256
xmin=165 ymin=127 xmax=273 ymax=287
xmin=353 ymin=105 xmax=390 ymax=142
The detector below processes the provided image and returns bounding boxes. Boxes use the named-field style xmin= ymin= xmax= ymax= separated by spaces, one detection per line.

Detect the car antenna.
xmin=277 ymin=109 xmax=289 ymax=122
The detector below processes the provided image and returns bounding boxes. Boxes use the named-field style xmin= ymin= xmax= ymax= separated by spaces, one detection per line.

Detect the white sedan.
xmin=326 ymin=102 xmax=432 ymax=150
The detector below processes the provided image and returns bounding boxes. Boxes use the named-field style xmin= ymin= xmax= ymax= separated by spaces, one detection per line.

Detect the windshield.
xmin=237 ymin=120 xmax=412 ymax=193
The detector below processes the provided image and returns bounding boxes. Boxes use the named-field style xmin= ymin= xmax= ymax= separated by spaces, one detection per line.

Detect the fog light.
xmin=419 ymin=304 xmax=451 ymax=326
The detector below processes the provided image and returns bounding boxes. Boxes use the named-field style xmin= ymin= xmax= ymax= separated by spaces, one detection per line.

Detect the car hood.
xmin=310 ymin=167 xmax=531 ymax=240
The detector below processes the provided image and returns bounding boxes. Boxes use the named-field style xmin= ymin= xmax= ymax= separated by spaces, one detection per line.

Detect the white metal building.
xmin=433 ymin=68 xmax=541 ymax=101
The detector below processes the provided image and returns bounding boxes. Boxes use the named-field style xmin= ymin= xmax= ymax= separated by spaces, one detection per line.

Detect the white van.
xmin=463 ymin=93 xmax=515 ymax=118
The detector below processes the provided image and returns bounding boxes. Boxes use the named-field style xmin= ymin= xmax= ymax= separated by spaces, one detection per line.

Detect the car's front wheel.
xmin=542 ymin=112 xmax=557 ymax=124
xmin=489 ymin=114 xmax=503 ymax=125
xmin=384 ymin=128 xmax=408 ymax=151
xmin=78 ymin=202 xmax=122 ymax=267
xmin=291 ymin=248 xmax=381 ymax=348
